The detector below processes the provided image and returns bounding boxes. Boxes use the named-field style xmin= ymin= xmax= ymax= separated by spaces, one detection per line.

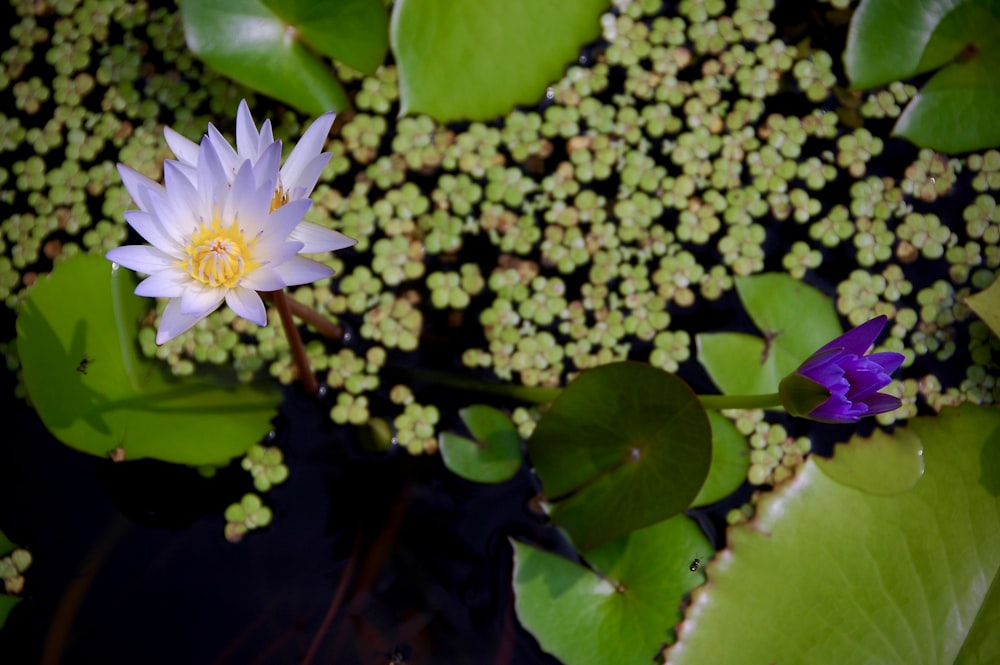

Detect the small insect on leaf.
xmin=76 ymin=354 xmax=93 ymax=375
xmin=689 ymin=556 xmax=702 ymax=572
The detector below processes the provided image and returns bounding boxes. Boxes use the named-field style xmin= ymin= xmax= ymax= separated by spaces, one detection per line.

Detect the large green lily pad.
xmin=513 ymin=514 xmax=710 ymax=665
xmin=696 ymin=273 xmax=842 ymax=396
xmin=16 ymin=255 xmax=280 ymax=466
xmin=527 ymin=362 xmax=711 ymax=552
xmin=181 ymin=0 xmax=350 ymax=114
xmin=391 ymin=0 xmax=609 ymax=121
xmin=665 ymin=404 xmax=1000 ymax=664
xmin=845 ymin=0 xmax=1000 ymax=153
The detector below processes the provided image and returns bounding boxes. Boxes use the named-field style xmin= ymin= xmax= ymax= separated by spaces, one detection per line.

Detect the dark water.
xmin=0 ymin=375 xmax=566 ymax=665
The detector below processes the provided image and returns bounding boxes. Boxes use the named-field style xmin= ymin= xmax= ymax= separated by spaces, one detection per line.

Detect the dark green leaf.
xmin=260 ymin=0 xmax=388 ymax=74
xmin=528 ymin=362 xmax=711 ymax=552
xmin=391 ymin=0 xmax=609 ymax=121
xmin=181 ymin=0 xmax=350 ymax=115
xmin=513 ymin=515 xmax=710 ymax=665
xmin=845 ymin=0 xmax=1000 ymax=153
xmin=16 ymin=255 xmax=280 ymax=466
xmin=690 ymin=412 xmax=750 ymax=507
xmin=439 ymin=405 xmax=523 ymax=483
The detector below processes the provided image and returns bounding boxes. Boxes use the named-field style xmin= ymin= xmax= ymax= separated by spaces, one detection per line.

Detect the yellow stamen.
xmin=182 ymin=212 xmax=259 ymax=288
xmin=270 ymin=183 xmax=288 ymax=212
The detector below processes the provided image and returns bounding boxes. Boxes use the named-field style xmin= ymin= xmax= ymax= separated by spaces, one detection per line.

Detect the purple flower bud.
xmin=779 ymin=316 xmax=905 ymax=423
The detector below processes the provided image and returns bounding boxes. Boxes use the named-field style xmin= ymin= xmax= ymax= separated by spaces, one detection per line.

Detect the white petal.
xmin=235 ymin=100 xmax=263 ymax=162
xmin=254 ymin=239 xmax=304 ymax=266
xmin=290 ymin=222 xmax=357 ymax=253
xmin=180 ymin=282 xmax=225 ymax=317
xmin=163 ymin=127 xmax=200 ymax=167
xmin=106 ymin=244 xmax=176 ymax=274
xmin=224 ymin=159 xmax=261 ymax=228
xmin=117 ymin=164 xmax=163 ymax=212
xmin=134 ymin=268 xmax=190 ymax=298
xmin=271 ymin=255 xmax=335 ymax=286
xmin=157 ymin=298 xmax=206 ymax=344
xmin=239 ymin=266 xmax=288 ymax=292
xmin=206 ymin=123 xmax=240 ymax=179
xmin=254 ymin=140 xmax=283 ymax=191
xmin=225 ymin=287 xmax=267 ymax=326
xmin=197 ymin=137 xmax=230 ymax=215
xmin=258 ymin=199 xmax=310 ymax=243
xmin=281 ymin=111 xmax=335 ymax=188
xmin=124 ymin=210 xmax=183 ymax=254
xmin=259 ymin=118 xmax=274 ymax=146
xmin=283 ymin=153 xmax=330 ymax=201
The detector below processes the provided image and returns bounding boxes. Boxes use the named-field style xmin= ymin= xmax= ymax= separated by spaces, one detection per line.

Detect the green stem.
xmin=697 ymin=392 xmax=783 ymax=411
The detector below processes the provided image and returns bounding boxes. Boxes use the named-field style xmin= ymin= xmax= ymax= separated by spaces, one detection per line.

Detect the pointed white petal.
xmin=225 ymin=287 xmax=267 ymax=326
xmin=179 ymin=282 xmax=225 ymax=317
xmin=281 ymin=111 xmax=334 ymax=188
xmin=290 ymin=222 xmax=357 ymax=253
xmin=123 ymin=210 xmax=183 ymax=254
xmin=157 ymin=298 xmax=206 ymax=344
xmin=271 ymin=255 xmax=335 ymax=286
xmin=197 ymin=137 xmax=230 ymax=215
xmin=258 ymin=199 xmax=310 ymax=243
xmin=224 ymin=159 xmax=261 ymax=228
xmin=239 ymin=266 xmax=288 ymax=292
xmin=259 ymin=118 xmax=274 ymax=146
xmin=235 ymin=99 xmax=263 ymax=161
xmin=134 ymin=268 xmax=190 ymax=298
xmin=283 ymin=153 xmax=330 ymax=200
xmin=253 ymin=239 xmax=303 ymax=267
xmin=206 ymin=123 xmax=240 ymax=179
xmin=163 ymin=127 xmax=201 ymax=167
xmin=117 ymin=164 xmax=164 ymax=212
xmin=106 ymin=244 xmax=176 ymax=274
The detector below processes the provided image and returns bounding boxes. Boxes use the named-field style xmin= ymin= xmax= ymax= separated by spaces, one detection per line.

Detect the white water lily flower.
xmin=163 ymin=99 xmax=353 ymax=254
xmin=108 ymin=137 xmax=337 ymax=345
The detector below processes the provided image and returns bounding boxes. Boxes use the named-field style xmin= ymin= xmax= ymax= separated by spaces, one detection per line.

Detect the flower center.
xmin=184 ymin=213 xmax=259 ymax=288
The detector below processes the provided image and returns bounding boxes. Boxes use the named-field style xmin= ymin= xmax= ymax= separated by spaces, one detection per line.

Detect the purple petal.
xmin=816 ymin=315 xmax=887 ymax=356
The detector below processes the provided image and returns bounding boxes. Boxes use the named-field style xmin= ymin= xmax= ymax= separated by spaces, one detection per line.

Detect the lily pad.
xmin=696 ymin=273 xmax=842 ymax=396
xmin=845 ymin=0 xmax=1000 ymax=153
xmin=965 ymin=273 xmax=1000 ymax=338
xmin=16 ymin=255 xmax=281 ymax=466
xmin=527 ymin=362 xmax=712 ymax=552
xmin=439 ymin=405 xmax=523 ymax=483
xmin=690 ymin=412 xmax=750 ymax=508
xmin=181 ymin=0 xmax=350 ymax=115
xmin=665 ymin=404 xmax=1000 ymax=665
xmin=260 ymin=0 xmax=388 ymax=74
xmin=512 ymin=514 xmax=710 ymax=665
xmin=391 ymin=0 xmax=609 ymax=121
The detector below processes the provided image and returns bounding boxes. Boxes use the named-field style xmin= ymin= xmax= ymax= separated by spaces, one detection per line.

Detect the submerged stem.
xmin=267 ymin=289 xmax=318 ymax=396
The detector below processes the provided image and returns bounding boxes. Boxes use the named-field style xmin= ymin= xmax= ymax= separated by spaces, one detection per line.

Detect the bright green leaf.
xmin=665 ymin=404 xmax=1000 ymax=665
xmin=965 ymin=274 xmax=1000 ymax=338
xmin=815 ymin=427 xmax=924 ymax=495
xmin=16 ymin=255 xmax=280 ymax=466
xmin=845 ymin=0 xmax=1000 ymax=153
xmin=439 ymin=405 xmax=523 ymax=483
xmin=181 ymin=0 xmax=350 ymax=115
xmin=528 ymin=362 xmax=712 ymax=552
xmin=513 ymin=514 xmax=710 ymax=665
xmin=391 ymin=0 xmax=609 ymax=121
xmin=260 ymin=0 xmax=388 ymax=74
xmin=696 ymin=273 xmax=841 ymax=396
xmin=691 ymin=412 xmax=750 ymax=507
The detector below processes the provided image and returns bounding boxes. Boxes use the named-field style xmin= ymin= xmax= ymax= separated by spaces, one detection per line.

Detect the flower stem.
xmin=267 ymin=289 xmax=318 ymax=396
xmin=697 ymin=392 xmax=783 ymax=411
xmin=260 ymin=291 xmax=344 ymax=341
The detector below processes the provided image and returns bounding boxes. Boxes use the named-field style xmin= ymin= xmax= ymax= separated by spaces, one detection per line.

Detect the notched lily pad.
xmin=965 ymin=273 xmax=1000 ymax=338
xmin=697 ymin=273 xmax=842 ymax=396
xmin=439 ymin=404 xmax=523 ymax=483
xmin=846 ymin=0 xmax=1000 ymax=153
xmin=816 ymin=427 xmax=924 ymax=495
xmin=527 ymin=362 xmax=712 ymax=552
xmin=16 ymin=255 xmax=280 ymax=466
xmin=512 ymin=514 xmax=710 ymax=665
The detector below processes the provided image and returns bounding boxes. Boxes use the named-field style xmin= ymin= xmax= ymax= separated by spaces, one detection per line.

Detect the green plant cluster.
xmin=1 ymin=0 xmax=997 ymax=458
